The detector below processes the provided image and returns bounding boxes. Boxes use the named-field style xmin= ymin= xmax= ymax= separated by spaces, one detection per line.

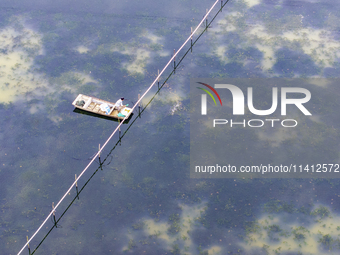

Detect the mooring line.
xmin=17 ymin=1 xmax=226 ymax=254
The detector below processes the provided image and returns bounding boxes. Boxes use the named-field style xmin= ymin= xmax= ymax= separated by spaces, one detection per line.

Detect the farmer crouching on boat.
xmin=114 ymin=97 xmax=126 ymax=112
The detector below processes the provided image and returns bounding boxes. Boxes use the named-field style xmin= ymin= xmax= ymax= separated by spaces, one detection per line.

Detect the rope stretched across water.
xmin=17 ymin=1 xmax=224 ymax=254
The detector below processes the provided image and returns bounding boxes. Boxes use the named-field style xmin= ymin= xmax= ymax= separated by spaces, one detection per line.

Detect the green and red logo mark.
xmin=196 ymin=82 xmax=222 ymax=115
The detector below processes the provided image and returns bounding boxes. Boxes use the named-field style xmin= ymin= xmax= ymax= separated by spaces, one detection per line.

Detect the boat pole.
xmin=118 ymin=119 xmax=121 ymax=146
xmin=26 ymin=236 xmax=30 ymax=255
xmin=98 ymin=144 xmax=101 ymax=159
xmin=206 ymin=9 xmax=208 ymax=29
xmin=173 ymin=49 xmax=176 ymax=73
xmin=138 ymin=94 xmax=141 ymax=117
xmin=157 ymin=69 xmax=160 ymax=89
xmin=98 ymin=143 xmax=104 ymax=170
xmin=191 ymin=27 xmax=193 ymax=53
xmin=52 ymin=202 xmax=56 ymax=227
xmin=75 ymin=174 xmax=79 ymax=199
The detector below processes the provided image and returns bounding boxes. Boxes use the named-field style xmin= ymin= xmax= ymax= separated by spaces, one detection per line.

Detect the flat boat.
xmin=72 ymin=94 xmax=133 ymax=120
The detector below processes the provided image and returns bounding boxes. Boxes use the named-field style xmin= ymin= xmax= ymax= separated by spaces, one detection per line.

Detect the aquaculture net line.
xmin=17 ymin=0 xmax=228 ymax=254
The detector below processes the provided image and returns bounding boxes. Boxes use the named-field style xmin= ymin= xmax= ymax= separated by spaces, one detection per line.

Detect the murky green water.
xmin=1 ymin=0 xmax=340 ymax=254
